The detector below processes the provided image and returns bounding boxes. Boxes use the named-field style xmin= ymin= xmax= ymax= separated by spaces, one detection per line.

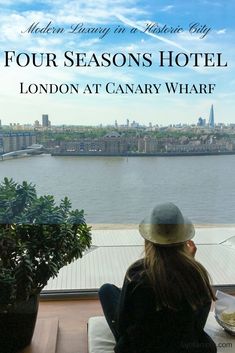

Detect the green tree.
xmin=0 ymin=178 xmax=91 ymax=312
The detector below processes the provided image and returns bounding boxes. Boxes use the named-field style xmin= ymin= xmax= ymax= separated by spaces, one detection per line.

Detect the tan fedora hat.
xmin=139 ymin=202 xmax=195 ymax=245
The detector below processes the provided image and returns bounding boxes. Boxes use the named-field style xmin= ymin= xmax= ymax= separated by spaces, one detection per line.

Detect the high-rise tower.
xmin=208 ymin=104 xmax=215 ymax=128
xmin=42 ymin=114 xmax=49 ymax=127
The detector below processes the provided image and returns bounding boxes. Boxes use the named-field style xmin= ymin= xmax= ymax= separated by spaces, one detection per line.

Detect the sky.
xmin=0 ymin=0 xmax=234 ymax=126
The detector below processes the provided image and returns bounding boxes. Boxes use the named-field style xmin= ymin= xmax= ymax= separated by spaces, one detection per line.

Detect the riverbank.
xmin=2 ymin=149 xmax=235 ymax=160
xmin=51 ymin=151 xmax=235 ymax=157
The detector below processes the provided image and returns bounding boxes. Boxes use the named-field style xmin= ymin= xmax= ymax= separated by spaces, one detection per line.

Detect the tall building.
xmin=208 ymin=105 xmax=215 ymax=128
xmin=42 ymin=114 xmax=49 ymax=127
xmin=197 ymin=117 xmax=206 ymax=127
xmin=34 ymin=120 xmax=40 ymax=128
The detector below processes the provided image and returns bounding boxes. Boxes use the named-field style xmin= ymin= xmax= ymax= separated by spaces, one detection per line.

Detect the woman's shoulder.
xmin=128 ymin=258 xmax=145 ymax=271
xmin=126 ymin=259 xmax=146 ymax=282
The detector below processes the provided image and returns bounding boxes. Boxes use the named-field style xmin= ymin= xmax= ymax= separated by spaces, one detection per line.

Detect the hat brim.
xmin=139 ymin=216 xmax=195 ymax=245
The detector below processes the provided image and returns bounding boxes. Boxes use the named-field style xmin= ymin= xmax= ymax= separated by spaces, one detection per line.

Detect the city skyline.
xmin=2 ymin=104 xmax=233 ymax=129
xmin=0 ymin=1 xmax=234 ymax=126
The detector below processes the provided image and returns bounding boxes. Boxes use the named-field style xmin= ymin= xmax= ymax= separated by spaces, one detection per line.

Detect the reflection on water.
xmin=0 ymin=154 xmax=235 ymax=224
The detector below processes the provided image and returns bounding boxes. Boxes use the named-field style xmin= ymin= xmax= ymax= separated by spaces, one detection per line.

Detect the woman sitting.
xmin=99 ymin=202 xmax=217 ymax=353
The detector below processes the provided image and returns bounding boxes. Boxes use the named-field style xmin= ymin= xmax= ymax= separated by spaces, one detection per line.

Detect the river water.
xmin=1 ymin=154 xmax=235 ymax=225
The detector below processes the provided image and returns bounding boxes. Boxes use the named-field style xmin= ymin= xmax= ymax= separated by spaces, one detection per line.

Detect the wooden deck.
xmin=30 ymin=299 xmax=103 ymax=353
xmin=20 ymin=297 xmax=235 ymax=353
xmin=20 ymin=317 xmax=59 ymax=353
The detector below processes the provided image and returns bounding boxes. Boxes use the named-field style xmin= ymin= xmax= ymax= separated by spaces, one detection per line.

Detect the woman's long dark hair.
xmin=143 ymin=240 xmax=216 ymax=310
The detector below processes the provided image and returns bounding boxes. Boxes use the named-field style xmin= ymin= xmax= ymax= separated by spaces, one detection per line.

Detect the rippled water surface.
xmin=1 ymin=154 xmax=235 ymax=224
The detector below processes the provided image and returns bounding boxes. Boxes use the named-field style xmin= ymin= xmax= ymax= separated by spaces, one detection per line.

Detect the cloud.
xmin=202 ymin=0 xmax=223 ymax=7
xmin=160 ymin=5 xmax=174 ymax=12
xmin=216 ymin=29 xmax=226 ymax=35
xmin=116 ymin=13 xmax=189 ymax=51
xmin=0 ymin=1 xmax=234 ymax=125
xmin=0 ymin=0 xmax=147 ymax=48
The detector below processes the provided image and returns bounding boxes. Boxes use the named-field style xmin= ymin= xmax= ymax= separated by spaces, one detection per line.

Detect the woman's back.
xmin=116 ymin=259 xmax=216 ymax=353
xmin=99 ymin=203 xmax=217 ymax=353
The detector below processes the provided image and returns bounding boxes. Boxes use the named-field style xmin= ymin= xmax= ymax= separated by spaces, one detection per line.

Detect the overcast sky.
xmin=0 ymin=0 xmax=234 ymax=126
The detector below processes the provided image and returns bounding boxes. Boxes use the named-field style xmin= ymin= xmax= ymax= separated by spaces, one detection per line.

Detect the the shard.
xmin=208 ymin=104 xmax=215 ymax=128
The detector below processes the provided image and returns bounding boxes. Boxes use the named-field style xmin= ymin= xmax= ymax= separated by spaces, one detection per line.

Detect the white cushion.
xmin=88 ymin=316 xmax=115 ymax=353
xmin=88 ymin=313 xmax=235 ymax=353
